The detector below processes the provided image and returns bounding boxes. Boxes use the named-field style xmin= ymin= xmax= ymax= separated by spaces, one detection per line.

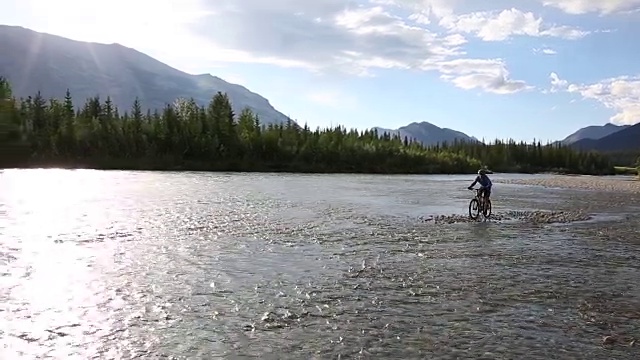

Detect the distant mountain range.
xmin=557 ymin=121 xmax=639 ymax=156
xmin=560 ymin=123 xmax=630 ymax=145
xmin=555 ymin=122 xmax=639 ymax=165
xmin=384 ymin=120 xmax=639 ymax=154
xmin=372 ymin=121 xmax=478 ymax=146
xmin=0 ymin=25 xmax=293 ymax=125
xmin=570 ymin=122 xmax=640 ymax=152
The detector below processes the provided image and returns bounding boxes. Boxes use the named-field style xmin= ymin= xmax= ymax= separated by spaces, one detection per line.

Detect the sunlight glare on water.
xmin=2 ymin=169 xmax=114 ymax=238
xmin=1 ymin=169 xmax=130 ymax=359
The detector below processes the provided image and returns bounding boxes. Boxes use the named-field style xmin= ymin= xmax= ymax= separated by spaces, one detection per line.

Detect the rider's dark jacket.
xmin=470 ymin=174 xmax=492 ymax=189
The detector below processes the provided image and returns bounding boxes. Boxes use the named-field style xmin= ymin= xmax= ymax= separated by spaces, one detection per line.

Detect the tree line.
xmin=0 ymin=77 xmax=615 ymax=175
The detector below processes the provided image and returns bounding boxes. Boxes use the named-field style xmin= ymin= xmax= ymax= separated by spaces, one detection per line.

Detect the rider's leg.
xmin=484 ymin=188 xmax=491 ymax=205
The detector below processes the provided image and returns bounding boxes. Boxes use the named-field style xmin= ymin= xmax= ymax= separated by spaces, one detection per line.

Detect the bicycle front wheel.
xmin=469 ymin=198 xmax=480 ymax=220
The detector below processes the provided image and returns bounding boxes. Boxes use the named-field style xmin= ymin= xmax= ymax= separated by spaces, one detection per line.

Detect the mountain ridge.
xmin=571 ymin=122 xmax=640 ymax=153
xmin=0 ymin=24 xmax=293 ymax=125
xmin=560 ymin=123 xmax=630 ymax=145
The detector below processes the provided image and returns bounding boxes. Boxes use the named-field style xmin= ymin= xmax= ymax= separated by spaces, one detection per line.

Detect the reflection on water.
xmin=0 ymin=169 xmax=639 ymax=359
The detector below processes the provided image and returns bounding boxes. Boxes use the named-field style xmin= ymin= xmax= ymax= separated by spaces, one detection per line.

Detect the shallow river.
xmin=1 ymin=170 xmax=638 ymax=359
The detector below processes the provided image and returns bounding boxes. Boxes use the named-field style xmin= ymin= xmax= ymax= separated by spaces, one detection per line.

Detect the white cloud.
xmin=550 ymin=73 xmax=640 ymax=125
xmin=408 ymin=12 xmax=431 ymax=24
xmin=550 ymin=72 xmax=568 ymax=92
xmin=185 ymin=0 xmax=530 ymax=93
xmin=540 ymin=0 xmax=640 ymax=14
xmin=534 ymin=47 xmax=558 ymax=54
xmin=377 ymin=0 xmax=457 ymax=23
xmin=438 ymin=8 xmax=589 ymax=41
xmin=442 ymin=33 xmax=468 ymax=46
xmin=428 ymin=58 xmax=532 ymax=94
xmin=187 ymin=1 xmax=469 ymax=75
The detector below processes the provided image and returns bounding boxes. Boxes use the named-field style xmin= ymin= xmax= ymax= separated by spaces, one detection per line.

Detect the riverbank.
xmin=0 ymin=160 xmax=480 ymax=175
xmin=497 ymin=174 xmax=640 ymax=194
xmin=614 ymin=166 xmax=639 ymax=176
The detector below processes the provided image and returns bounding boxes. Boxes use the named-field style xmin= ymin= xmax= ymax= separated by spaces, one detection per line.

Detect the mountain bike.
xmin=468 ymin=188 xmax=492 ymax=220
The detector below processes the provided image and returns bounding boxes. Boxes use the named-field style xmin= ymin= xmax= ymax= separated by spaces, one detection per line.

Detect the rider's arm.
xmin=469 ymin=176 xmax=479 ymax=188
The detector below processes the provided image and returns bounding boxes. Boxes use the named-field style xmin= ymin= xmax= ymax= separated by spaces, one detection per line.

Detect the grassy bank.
xmin=614 ymin=166 xmax=639 ymax=176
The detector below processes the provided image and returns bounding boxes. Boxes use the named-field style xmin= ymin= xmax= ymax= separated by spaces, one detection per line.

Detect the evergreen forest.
xmin=0 ymin=77 xmax=615 ymax=175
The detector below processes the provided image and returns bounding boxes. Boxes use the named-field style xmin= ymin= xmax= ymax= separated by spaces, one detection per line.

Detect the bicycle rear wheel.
xmin=469 ymin=198 xmax=480 ymax=220
xmin=483 ymin=199 xmax=492 ymax=218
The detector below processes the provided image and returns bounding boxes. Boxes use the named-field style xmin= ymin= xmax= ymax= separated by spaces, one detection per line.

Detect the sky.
xmin=2 ymin=0 xmax=640 ymax=142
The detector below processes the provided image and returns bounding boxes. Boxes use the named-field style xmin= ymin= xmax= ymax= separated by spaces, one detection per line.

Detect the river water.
xmin=1 ymin=169 xmax=638 ymax=359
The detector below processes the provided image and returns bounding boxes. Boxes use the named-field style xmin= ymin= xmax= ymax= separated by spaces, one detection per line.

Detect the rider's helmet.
xmin=478 ymin=168 xmax=487 ymax=175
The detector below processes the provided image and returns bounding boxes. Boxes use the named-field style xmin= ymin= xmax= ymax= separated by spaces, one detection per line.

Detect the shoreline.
xmin=0 ymin=164 xmax=479 ymax=175
xmin=0 ymin=163 xmax=625 ymax=177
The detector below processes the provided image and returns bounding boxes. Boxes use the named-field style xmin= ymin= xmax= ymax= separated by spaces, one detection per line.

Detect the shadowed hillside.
xmin=0 ymin=25 xmax=294 ymax=125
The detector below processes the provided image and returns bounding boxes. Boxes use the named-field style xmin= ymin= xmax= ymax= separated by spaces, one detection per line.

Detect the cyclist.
xmin=468 ymin=168 xmax=492 ymax=208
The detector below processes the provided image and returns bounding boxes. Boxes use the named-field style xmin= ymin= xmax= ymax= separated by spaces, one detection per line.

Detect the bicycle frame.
xmin=470 ymin=188 xmax=486 ymax=207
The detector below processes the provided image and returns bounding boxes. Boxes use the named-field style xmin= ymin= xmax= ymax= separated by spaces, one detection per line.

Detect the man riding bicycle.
xmin=468 ymin=168 xmax=492 ymax=208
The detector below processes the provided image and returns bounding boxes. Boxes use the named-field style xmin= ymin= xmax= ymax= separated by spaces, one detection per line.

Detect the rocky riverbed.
xmin=422 ymin=209 xmax=593 ymax=224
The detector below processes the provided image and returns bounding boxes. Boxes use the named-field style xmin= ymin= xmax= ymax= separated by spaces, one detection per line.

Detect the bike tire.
xmin=469 ymin=198 xmax=480 ymax=220
xmin=483 ymin=199 xmax=492 ymax=218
